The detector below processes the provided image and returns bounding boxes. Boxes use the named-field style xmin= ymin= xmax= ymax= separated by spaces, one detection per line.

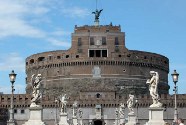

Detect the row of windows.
xmin=77 ymin=37 xmax=119 ymax=46
xmin=27 ymin=60 xmax=168 ymax=72
xmin=28 ymin=55 xmax=80 ymax=65
xmin=31 ymin=56 xmax=167 ymax=65
xmin=14 ymin=109 xmax=25 ymax=114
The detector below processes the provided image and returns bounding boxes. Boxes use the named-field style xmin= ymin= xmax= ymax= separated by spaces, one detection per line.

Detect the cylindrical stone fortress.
xmin=25 ymin=25 xmax=169 ymax=96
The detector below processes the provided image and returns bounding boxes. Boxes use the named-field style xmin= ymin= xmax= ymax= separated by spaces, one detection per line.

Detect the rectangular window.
xmin=89 ymin=50 xmax=94 ymax=57
xmin=95 ymin=50 xmax=101 ymax=57
xmin=14 ymin=109 xmax=17 ymax=114
xmin=89 ymin=50 xmax=107 ymax=57
xmin=115 ymin=37 xmax=119 ymax=45
xmin=102 ymin=50 xmax=107 ymax=57
xmin=78 ymin=38 xmax=82 ymax=46
xmin=102 ymin=37 xmax=106 ymax=45
xmin=21 ymin=109 xmax=25 ymax=114
xmin=90 ymin=37 xmax=94 ymax=45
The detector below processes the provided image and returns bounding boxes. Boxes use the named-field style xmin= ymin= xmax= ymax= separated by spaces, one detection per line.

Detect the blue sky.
xmin=0 ymin=0 xmax=185 ymax=94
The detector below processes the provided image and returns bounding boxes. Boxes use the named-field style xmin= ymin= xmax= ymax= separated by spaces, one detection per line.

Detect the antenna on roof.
xmin=96 ymin=0 xmax=98 ymax=9
xmin=92 ymin=0 xmax=103 ymax=26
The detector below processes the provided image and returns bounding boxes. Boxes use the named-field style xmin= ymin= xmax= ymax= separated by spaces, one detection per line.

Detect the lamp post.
xmin=135 ymin=98 xmax=139 ymax=123
xmin=171 ymin=70 xmax=179 ymax=124
xmin=7 ymin=70 xmax=17 ymax=125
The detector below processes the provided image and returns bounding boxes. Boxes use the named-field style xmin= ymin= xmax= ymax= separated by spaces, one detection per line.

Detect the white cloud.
xmin=47 ymin=38 xmax=71 ymax=48
xmin=0 ymin=53 xmax=25 ymax=72
xmin=0 ymin=0 xmax=48 ymax=39
xmin=50 ymin=30 xmax=71 ymax=36
xmin=0 ymin=0 xmax=89 ymax=47
xmin=62 ymin=7 xmax=90 ymax=18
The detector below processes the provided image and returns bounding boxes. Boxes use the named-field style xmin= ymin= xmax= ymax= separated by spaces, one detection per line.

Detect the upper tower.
xmin=70 ymin=24 xmax=128 ymax=59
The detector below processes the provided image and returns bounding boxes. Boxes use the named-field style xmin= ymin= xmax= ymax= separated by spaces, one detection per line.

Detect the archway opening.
xmin=94 ymin=120 xmax=102 ymax=125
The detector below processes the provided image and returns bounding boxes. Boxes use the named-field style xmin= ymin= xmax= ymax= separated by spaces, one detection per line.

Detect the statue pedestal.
xmin=7 ymin=120 xmax=16 ymax=125
xmin=125 ymin=113 xmax=138 ymax=125
xmin=23 ymin=106 xmax=46 ymax=125
xmin=72 ymin=116 xmax=78 ymax=125
xmin=147 ymin=107 xmax=165 ymax=125
xmin=79 ymin=118 xmax=83 ymax=125
xmin=58 ymin=113 xmax=69 ymax=125
xmin=120 ymin=117 xmax=125 ymax=125
xmin=94 ymin=21 xmax=99 ymax=26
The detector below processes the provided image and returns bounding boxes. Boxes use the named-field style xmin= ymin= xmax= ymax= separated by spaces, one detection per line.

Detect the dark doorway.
xmin=94 ymin=120 xmax=102 ymax=125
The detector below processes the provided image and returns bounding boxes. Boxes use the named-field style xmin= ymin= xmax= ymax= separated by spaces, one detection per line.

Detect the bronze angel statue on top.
xmin=92 ymin=9 xmax=103 ymax=22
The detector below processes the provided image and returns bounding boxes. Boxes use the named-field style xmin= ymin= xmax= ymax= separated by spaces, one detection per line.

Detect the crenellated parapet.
xmin=0 ymin=94 xmax=186 ymax=108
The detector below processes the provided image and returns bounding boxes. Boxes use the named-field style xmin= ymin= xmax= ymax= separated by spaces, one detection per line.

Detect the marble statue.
xmin=59 ymin=94 xmax=68 ymax=113
xmin=72 ymin=101 xmax=78 ymax=117
xmin=78 ymin=108 xmax=83 ymax=118
xmin=119 ymin=103 xmax=125 ymax=125
xmin=30 ymin=74 xmax=43 ymax=107
xmin=119 ymin=103 xmax=125 ymax=117
xmin=92 ymin=9 xmax=103 ymax=22
xmin=146 ymin=71 xmax=162 ymax=107
xmin=127 ymin=94 xmax=134 ymax=114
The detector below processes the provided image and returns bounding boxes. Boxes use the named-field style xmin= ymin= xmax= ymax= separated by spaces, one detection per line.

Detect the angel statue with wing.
xmin=146 ymin=71 xmax=162 ymax=107
xmin=30 ymin=74 xmax=43 ymax=107
xmin=59 ymin=94 xmax=69 ymax=113
xmin=92 ymin=9 xmax=103 ymax=22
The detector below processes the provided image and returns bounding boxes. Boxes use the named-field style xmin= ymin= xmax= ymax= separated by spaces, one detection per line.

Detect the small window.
xmin=96 ymin=50 xmax=101 ymax=57
xmin=102 ymin=37 xmax=106 ymax=45
xmin=57 ymin=56 xmax=61 ymax=59
xmin=76 ymin=55 xmax=79 ymax=58
xmin=115 ymin=37 xmax=119 ymax=45
xmin=38 ymin=57 xmax=45 ymax=62
xmin=26 ymin=62 xmax=28 ymax=65
xmin=30 ymin=59 xmax=34 ymax=64
xmin=78 ymin=38 xmax=82 ymax=46
xmin=89 ymin=50 xmax=94 ymax=57
xmin=127 ymin=54 xmax=131 ymax=57
xmin=66 ymin=55 xmax=69 ymax=58
xmin=96 ymin=93 xmax=101 ymax=98
xmin=14 ymin=109 xmax=17 ymax=114
xmin=48 ymin=56 xmax=52 ymax=60
xmin=21 ymin=109 xmax=25 ymax=114
xmin=90 ymin=37 xmax=94 ymax=45
xmin=102 ymin=50 xmax=107 ymax=57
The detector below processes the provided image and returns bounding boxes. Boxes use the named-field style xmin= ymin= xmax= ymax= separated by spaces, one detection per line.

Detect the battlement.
xmin=74 ymin=24 xmax=121 ymax=33
xmin=0 ymin=94 xmax=186 ymax=108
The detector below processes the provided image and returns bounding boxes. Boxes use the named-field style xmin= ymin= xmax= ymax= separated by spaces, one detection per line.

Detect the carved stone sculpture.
xmin=127 ymin=94 xmax=134 ymax=114
xmin=146 ymin=71 xmax=162 ymax=107
xmin=30 ymin=74 xmax=43 ymax=107
xmin=59 ymin=94 xmax=68 ymax=113
xmin=78 ymin=108 xmax=83 ymax=119
xmin=119 ymin=103 xmax=125 ymax=117
xmin=72 ymin=101 xmax=78 ymax=117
